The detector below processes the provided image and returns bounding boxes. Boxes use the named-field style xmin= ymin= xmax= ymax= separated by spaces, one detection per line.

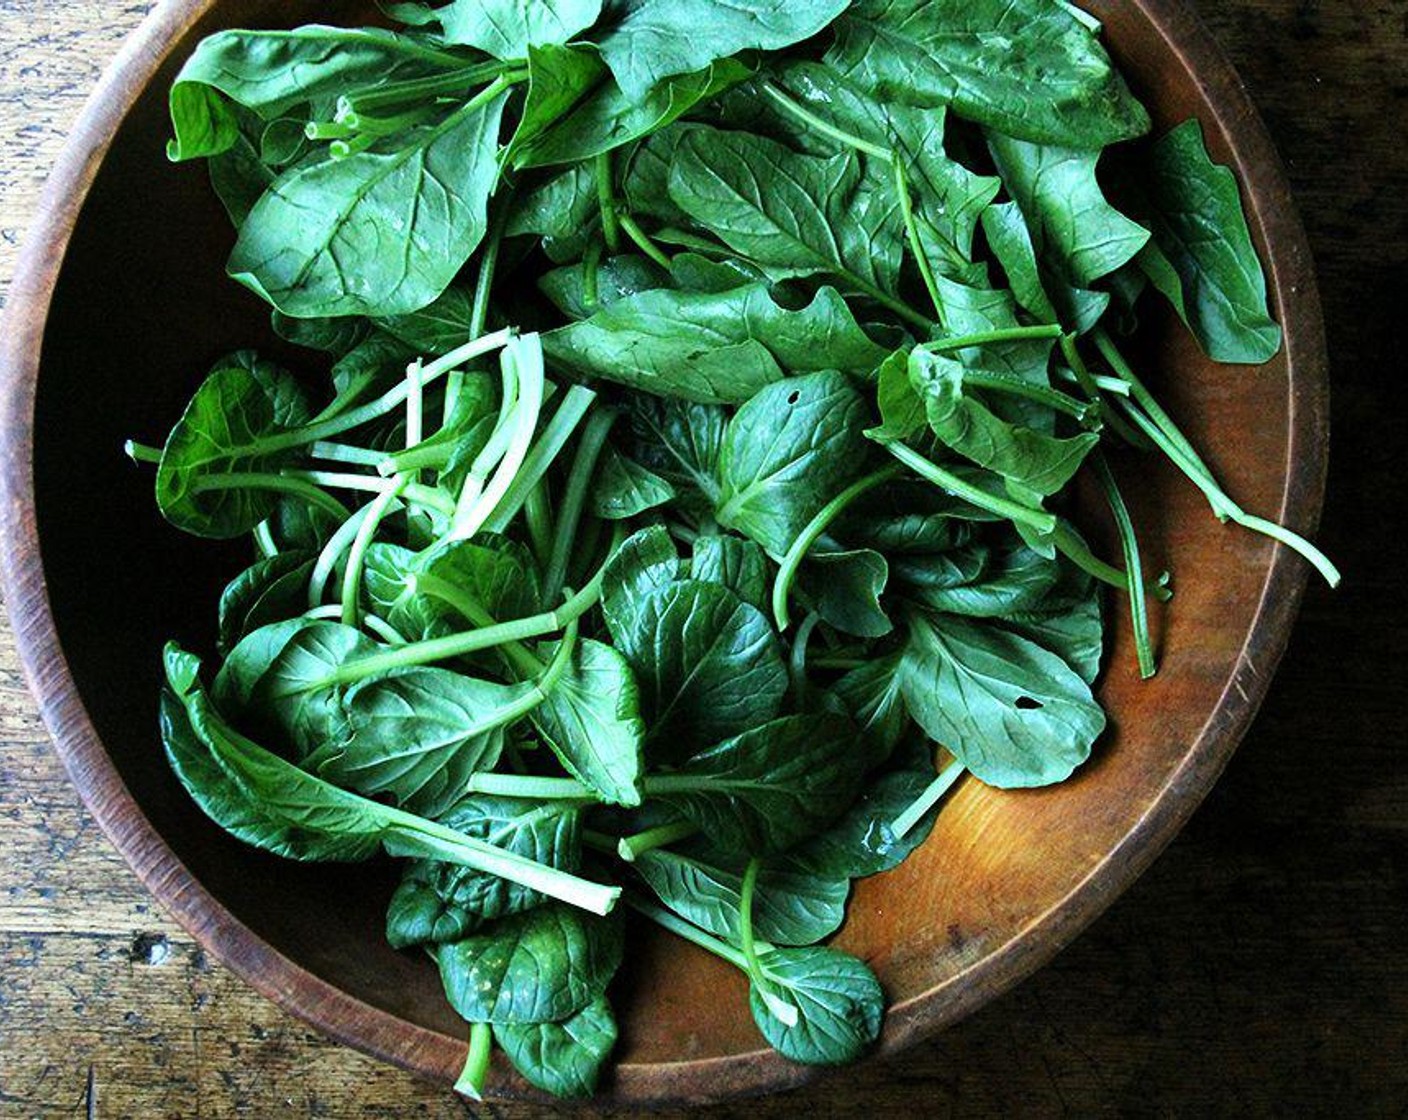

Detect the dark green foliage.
xmin=137 ymin=1 xmax=1316 ymax=1095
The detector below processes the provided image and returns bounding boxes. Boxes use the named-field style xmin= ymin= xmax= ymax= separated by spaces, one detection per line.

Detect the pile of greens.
xmin=129 ymin=0 xmax=1338 ymax=1099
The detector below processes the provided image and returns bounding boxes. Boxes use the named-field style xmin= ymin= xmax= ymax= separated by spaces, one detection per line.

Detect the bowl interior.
xmin=19 ymin=0 xmax=1320 ymax=1101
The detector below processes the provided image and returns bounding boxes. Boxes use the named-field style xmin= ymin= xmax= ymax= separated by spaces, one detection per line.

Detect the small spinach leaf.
xmin=750 ymin=946 xmax=883 ymax=1065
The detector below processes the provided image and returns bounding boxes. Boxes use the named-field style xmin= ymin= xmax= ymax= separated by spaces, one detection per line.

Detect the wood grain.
xmin=0 ymin=1 xmax=1403 ymax=1116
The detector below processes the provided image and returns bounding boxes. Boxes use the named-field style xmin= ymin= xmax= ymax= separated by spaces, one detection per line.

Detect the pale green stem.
xmin=252 ymin=521 xmax=278 ymax=559
xmin=741 ymin=858 xmax=799 ymax=1027
xmin=879 ymin=443 xmax=1057 ymax=535
xmin=616 ymin=821 xmax=698 ymax=863
xmin=452 ymin=336 xmax=545 ymax=539
xmin=341 ymin=476 xmax=411 ymax=626
xmin=308 ymin=498 xmax=400 ymax=607
xmin=123 ymin=440 xmax=162 ymax=464
xmin=311 ymin=441 xmax=385 ymax=468
xmin=624 ymin=895 xmax=750 ymax=971
xmin=454 ymin=1023 xmax=493 ymax=1101
xmin=255 ymin=328 xmax=515 ymax=455
xmin=892 ymin=758 xmax=966 ymax=840
xmin=483 ymin=386 xmax=597 ymax=534
xmin=189 ymin=474 xmax=349 ymax=523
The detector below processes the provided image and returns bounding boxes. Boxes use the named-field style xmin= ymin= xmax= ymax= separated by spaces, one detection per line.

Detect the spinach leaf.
xmin=543 ymin=283 xmax=887 ymax=403
xmin=999 ymin=565 xmax=1104 ymax=685
xmin=930 ymin=278 xmax=1056 ymax=397
xmin=590 ymin=445 xmax=676 ymax=520
xmin=600 ymin=524 xmax=682 ymax=612
xmin=594 ymin=0 xmax=848 ymax=103
xmin=651 ymin=712 xmax=866 ymax=855
xmin=155 ymin=353 xmax=313 ymax=539
xmin=788 ymin=743 xmax=943 ymax=878
xmin=167 ymin=26 xmax=479 ymax=160
xmin=802 ymin=549 xmax=892 ymax=639
xmin=979 ymin=201 xmax=1058 ymax=323
xmin=517 ymin=59 xmax=750 ymax=168
xmin=763 ymin=61 xmax=1000 ymax=259
xmin=540 ymin=254 xmax=671 ymax=319
xmin=829 ymin=652 xmax=907 ymax=764
xmin=165 ymin=644 xmax=617 ymax=918
xmin=530 ymin=637 xmax=646 ymax=806
xmin=987 ymin=134 xmax=1151 ymax=288
xmin=217 ymin=552 xmax=316 ymax=656
xmin=494 ymin=995 xmax=618 ymax=1099
xmin=306 ymin=668 xmax=523 ymax=817
xmin=228 ymin=87 xmax=509 ymax=318
xmin=899 ymin=540 xmax=1060 ymax=618
xmin=387 ymin=795 xmax=584 ymax=948
xmin=504 ymin=44 xmax=609 ymax=166
xmin=669 ymin=128 xmax=904 ymax=297
xmin=907 ymin=347 xmax=1099 ymax=495
xmin=420 ymin=535 xmax=545 ymax=620
xmin=436 ymin=903 xmax=624 ymax=1023
xmin=749 ymin=946 xmax=883 ymax=1065
xmin=216 ymin=619 xmax=377 ymax=755
xmin=423 ymin=0 xmax=604 ymax=58
xmin=826 ymin=0 xmax=1148 ymax=148
xmin=505 ymin=162 xmax=600 ymax=252
xmin=716 ymin=370 xmax=871 ymax=555
xmin=635 ymin=848 xmax=848 ymax=945
xmin=372 ymin=283 xmax=478 ymax=354
xmin=208 ymin=128 xmax=273 ymax=227
xmin=690 ymin=535 xmax=770 ymax=614
xmin=160 ymin=686 xmax=379 ymax=862
xmin=899 ymin=611 xmax=1104 ymax=788
xmin=624 ymin=395 xmax=726 ymax=509
xmin=1137 ymin=119 xmax=1282 ymax=363
xmin=604 ymin=579 xmax=787 ymax=761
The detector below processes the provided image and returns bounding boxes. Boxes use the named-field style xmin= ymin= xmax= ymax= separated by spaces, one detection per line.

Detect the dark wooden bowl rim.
xmin=0 ymin=0 xmax=1327 ymax=1105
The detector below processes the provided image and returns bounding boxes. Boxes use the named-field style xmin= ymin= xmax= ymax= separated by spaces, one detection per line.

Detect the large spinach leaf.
xmin=651 ymin=712 xmax=866 ymax=855
xmin=386 ymin=795 xmax=584 ymax=948
xmin=1137 ymin=119 xmax=1282 ymax=363
xmin=749 ymin=945 xmax=883 ymax=1065
xmin=826 ymin=0 xmax=1148 ymax=148
xmin=544 ymin=283 xmax=886 ymax=403
xmin=604 ymin=578 xmax=787 ymax=761
xmin=635 ymin=848 xmax=848 ymax=945
xmin=436 ymin=904 xmax=624 ymax=1023
xmin=595 ymin=0 xmax=849 ymax=103
xmin=899 ymin=611 xmax=1104 ymax=788
xmin=155 ymin=353 xmax=313 ymax=539
xmin=167 ymin=26 xmax=479 ymax=160
xmin=987 ymin=134 xmax=1151 ymax=288
xmin=716 ymin=371 xmax=871 ymax=555
xmin=228 ymin=88 xmax=509 ymax=317
xmin=669 ymin=127 xmax=904 ymax=296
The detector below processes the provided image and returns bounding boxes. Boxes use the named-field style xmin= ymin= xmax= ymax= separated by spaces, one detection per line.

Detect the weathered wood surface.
xmin=0 ymin=1 xmax=1403 ymax=1115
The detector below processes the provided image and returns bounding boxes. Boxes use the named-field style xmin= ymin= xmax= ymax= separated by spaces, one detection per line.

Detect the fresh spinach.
xmin=140 ymin=3 xmax=1336 ymax=1094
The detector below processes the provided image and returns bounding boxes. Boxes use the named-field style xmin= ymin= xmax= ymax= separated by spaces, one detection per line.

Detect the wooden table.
xmin=1 ymin=2 xmax=1403 ymax=1115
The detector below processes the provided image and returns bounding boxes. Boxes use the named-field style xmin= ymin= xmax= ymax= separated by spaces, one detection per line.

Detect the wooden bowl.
xmin=0 ymin=0 xmax=1327 ymax=1105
